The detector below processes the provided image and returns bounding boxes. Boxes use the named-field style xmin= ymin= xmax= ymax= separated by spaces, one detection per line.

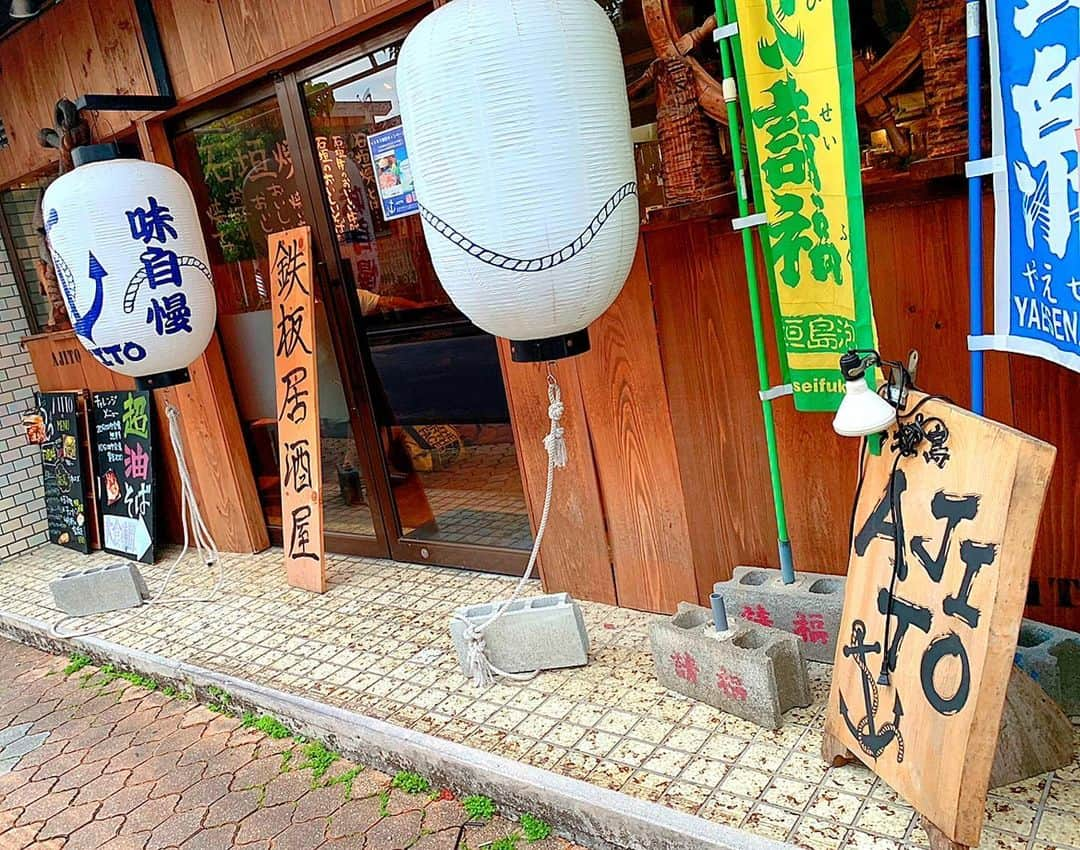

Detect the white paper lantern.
xmin=397 ymin=0 xmax=638 ymax=361
xmin=42 ymin=152 xmax=217 ymax=386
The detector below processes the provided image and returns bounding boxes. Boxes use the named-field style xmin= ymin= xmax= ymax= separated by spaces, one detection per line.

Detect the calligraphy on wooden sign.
xmin=825 ymin=393 xmax=1055 ymax=848
xmin=268 ymin=227 xmax=325 ymax=593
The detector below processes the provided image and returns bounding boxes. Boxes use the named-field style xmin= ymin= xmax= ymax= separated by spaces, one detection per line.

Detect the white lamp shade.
xmin=832 ymin=379 xmax=897 ymax=437
xmin=396 ymin=0 xmax=639 ymax=343
xmin=42 ymin=158 xmax=217 ymax=380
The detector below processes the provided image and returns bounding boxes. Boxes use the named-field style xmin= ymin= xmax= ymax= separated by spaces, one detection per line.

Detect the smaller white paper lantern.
xmin=42 ymin=147 xmax=217 ymax=387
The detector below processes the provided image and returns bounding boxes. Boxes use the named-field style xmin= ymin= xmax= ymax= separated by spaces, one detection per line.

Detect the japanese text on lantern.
xmin=732 ymin=0 xmax=877 ymax=411
xmin=269 ymin=227 xmax=326 ymax=593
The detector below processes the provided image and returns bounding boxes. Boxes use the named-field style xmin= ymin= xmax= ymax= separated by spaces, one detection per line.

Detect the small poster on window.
xmin=366 ymin=127 xmax=418 ymax=221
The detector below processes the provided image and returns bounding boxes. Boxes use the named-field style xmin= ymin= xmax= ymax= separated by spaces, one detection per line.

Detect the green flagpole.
xmin=712 ymin=0 xmax=794 ymax=584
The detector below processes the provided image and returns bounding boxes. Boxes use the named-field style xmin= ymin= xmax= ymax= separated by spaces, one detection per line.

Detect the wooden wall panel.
xmin=151 ymin=0 xmax=235 ymax=97
xmin=217 ymin=0 xmax=336 ymax=70
xmin=575 ymin=245 xmax=697 ymax=612
xmin=0 ymin=0 xmax=153 ymax=186
xmin=331 ymin=0 xmax=403 ymax=25
xmin=646 ymin=222 xmax=775 ymax=602
xmin=497 ymin=341 xmax=616 ymax=606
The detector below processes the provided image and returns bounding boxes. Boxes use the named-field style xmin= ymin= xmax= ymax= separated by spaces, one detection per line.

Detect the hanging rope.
xmin=452 ymin=369 xmax=566 ymax=688
xmin=52 ymin=402 xmax=222 ymax=639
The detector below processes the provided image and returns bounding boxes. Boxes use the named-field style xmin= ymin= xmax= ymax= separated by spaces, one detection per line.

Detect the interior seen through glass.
xmin=302 ymin=42 xmax=533 ymax=552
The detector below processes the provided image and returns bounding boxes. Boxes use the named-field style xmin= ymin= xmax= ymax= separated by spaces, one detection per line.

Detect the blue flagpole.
xmin=967 ymin=0 xmax=985 ymax=415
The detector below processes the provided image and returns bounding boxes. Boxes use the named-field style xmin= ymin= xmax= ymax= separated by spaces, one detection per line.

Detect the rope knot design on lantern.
xmin=418 ymin=180 xmax=639 ymax=273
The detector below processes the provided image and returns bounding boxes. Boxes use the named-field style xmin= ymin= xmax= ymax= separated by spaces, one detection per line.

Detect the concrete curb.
xmin=0 ymin=610 xmax=793 ymax=850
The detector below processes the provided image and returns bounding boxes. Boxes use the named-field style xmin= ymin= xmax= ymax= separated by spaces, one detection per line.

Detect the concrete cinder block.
xmin=650 ymin=602 xmax=812 ymax=729
xmin=450 ymin=592 xmax=589 ymax=676
xmin=713 ymin=565 xmax=846 ymax=663
xmin=1013 ymin=618 xmax=1079 ymax=715
xmin=50 ymin=563 xmax=149 ymax=617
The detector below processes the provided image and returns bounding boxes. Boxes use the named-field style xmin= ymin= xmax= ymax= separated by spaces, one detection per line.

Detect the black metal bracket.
xmin=74 ymin=94 xmax=177 ymax=114
xmin=74 ymin=0 xmax=176 ymax=115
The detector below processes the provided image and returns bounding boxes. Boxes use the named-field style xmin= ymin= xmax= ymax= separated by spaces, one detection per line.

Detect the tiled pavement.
xmin=0 ymin=639 xmax=589 ymax=849
xmin=1 ymin=544 xmax=1079 ymax=850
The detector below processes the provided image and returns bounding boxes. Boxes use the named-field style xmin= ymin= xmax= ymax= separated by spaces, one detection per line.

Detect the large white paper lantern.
xmin=397 ymin=0 xmax=638 ymax=361
xmin=42 ymin=148 xmax=217 ymax=387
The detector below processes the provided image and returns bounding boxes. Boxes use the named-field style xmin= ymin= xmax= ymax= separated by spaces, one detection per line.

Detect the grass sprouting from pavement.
xmin=520 ymin=813 xmax=552 ymax=842
xmin=206 ymin=686 xmax=232 ymax=713
xmin=241 ymin=711 xmax=292 ymax=739
xmin=462 ymin=794 xmax=496 ymax=822
xmin=298 ymin=740 xmax=340 ymax=783
xmin=63 ymin=653 xmax=92 ymax=676
xmin=378 ymin=788 xmax=391 ymax=817
xmin=489 ymin=836 xmax=521 ymax=850
xmin=326 ymin=765 xmax=364 ymax=797
xmin=392 ymin=770 xmax=431 ymax=794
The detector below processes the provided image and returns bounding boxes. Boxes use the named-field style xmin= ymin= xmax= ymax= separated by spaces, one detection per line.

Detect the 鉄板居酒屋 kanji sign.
xmin=732 ymin=0 xmax=877 ymax=411
xmin=825 ymin=393 xmax=1055 ymax=847
xmin=269 ymin=226 xmax=326 ymax=593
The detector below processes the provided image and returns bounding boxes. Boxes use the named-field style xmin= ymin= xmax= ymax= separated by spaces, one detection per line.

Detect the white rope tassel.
xmin=454 ymin=369 xmax=566 ymax=687
xmin=543 ymin=376 xmax=567 ymax=469
xmin=52 ymin=401 xmax=222 ymax=639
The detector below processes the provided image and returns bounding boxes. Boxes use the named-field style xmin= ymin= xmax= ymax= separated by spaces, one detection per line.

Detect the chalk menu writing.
xmin=91 ymin=390 xmax=156 ymax=564
xmin=268 ymin=226 xmax=326 ymax=593
xmin=37 ymin=392 xmax=90 ymax=553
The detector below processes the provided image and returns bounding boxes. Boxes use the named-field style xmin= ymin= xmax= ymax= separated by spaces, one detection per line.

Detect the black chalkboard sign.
xmin=36 ymin=392 xmax=90 ymax=553
xmin=91 ymin=390 xmax=156 ymax=564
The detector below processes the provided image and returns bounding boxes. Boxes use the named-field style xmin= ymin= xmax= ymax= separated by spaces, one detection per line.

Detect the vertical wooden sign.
xmin=268 ymin=227 xmax=326 ymax=593
xmin=825 ymin=393 xmax=1056 ymax=849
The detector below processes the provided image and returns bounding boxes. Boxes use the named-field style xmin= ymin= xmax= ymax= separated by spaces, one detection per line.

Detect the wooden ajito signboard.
xmin=268 ymin=226 xmax=326 ymax=592
xmin=825 ymin=392 xmax=1055 ymax=848
xmin=35 ymin=391 xmax=90 ymax=553
xmin=91 ymin=390 xmax=156 ymax=564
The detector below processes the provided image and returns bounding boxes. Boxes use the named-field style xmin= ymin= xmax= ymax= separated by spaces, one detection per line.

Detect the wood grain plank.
xmin=576 ymin=242 xmax=697 ymax=613
xmin=646 ymin=221 xmax=775 ymax=601
xmin=150 ymin=0 xmax=235 ymax=98
xmin=497 ymin=339 xmax=616 ymax=606
xmin=218 ymin=0 xmax=336 ymax=70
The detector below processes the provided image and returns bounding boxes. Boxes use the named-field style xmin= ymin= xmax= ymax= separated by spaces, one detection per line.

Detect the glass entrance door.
xmin=287 ymin=28 xmax=533 ymax=574
xmin=172 ymin=91 xmax=390 ymax=556
xmin=169 ymin=17 xmax=534 ymax=574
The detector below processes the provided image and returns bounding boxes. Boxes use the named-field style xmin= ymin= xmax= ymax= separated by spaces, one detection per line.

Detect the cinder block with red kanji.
xmin=712 ymin=566 xmax=847 ymax=663
xmin=649 ymin=602 xmax=811 ymax=729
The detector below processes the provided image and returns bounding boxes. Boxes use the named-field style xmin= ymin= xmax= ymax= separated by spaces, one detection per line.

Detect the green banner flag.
xmin=732 ymin=0 xmax=878 ymax=412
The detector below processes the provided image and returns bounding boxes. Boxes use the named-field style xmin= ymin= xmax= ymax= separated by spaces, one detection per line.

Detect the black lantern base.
xmin=509 ymin=328 xmax=590 ymax=363
xmin=136 ymin=368 xmax=191 ymax=390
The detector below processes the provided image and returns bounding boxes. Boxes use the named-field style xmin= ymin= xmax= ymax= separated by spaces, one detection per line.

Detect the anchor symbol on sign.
xmin=839 ymin=620 xmax=905 ymax=762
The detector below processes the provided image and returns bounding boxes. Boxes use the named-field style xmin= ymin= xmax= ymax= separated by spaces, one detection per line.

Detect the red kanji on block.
xmin=671 ymin=651 xmax=699 ymax=684
xmin=741 ymin=604 xmax=773 ymax=627
xmin=716 ymin=668 xmax=748 ymax=701
xmin=793 ymin=612 xmax=829 ymax=644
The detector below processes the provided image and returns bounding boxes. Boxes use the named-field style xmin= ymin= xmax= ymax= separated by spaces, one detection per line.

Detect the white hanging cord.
xmin=452 ymin=368 xmax=566 ymax=688
xmin=51 ymin=401 xmax=222 ymax=639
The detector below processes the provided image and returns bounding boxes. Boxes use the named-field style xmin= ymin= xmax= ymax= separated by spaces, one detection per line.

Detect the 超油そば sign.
xmin=975 ymin=0 xmax=1080 ymax=371
xmin=825 ymin=393 xmax=1055 ymax=847
xmin=366 ymin=127 xmax=418 ymax=221
xmin=92 ymin=390 xmax=156 ymax=563
xmin=731 ymin=0 xmax=878 ymax=411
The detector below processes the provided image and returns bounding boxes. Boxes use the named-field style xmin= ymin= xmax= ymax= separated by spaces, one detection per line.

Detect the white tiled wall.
xmin=0 ymin=237 xmax=47 ymax=558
